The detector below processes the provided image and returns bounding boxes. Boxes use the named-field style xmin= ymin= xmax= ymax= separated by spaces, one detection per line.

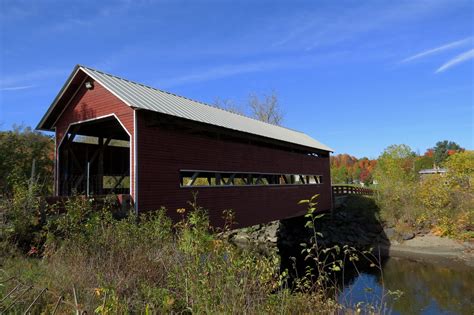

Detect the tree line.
xmin=330 ymin=140 xmax=465 ymax=185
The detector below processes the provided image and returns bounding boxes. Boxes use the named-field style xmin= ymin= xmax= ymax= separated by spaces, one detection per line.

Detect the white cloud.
xmin=435 ymin=48 xmax=474 ymax=73
xmin=0 ymin=68 xmax=66 ymax=87
xmin=155 ymin=52 xmax=352 ymax=88
xmin=156 ymin=60 xmax=285 ymax=88
xmin=0 ymin=85 xmax=35 ymax=91
xmin=270 ymin=1 xmax=456 ymax=52
xmin=401 ymin=37 xmax=472 ymax=63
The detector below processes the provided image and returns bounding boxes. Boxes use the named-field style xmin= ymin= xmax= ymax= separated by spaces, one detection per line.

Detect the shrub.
xmin=1 ymin=197 xmax=346 ymax=314
xmin=373 ymin=145 xmax=473 ymax=239
xmin=0 ymin=182 xmax=44 ymax=254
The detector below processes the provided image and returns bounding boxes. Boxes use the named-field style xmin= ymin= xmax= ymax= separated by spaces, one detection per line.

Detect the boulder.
xmin=401 ymin=232 xmax=415 ymax=241
xmin=383 ymin=227 xmax=396 ymax=240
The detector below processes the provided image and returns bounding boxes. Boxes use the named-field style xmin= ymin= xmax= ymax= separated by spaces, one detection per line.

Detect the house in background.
xmin=418 ymin=168 xmax=447 ymax=179
xmin=37 ymin=65 xmax=333 ymax=227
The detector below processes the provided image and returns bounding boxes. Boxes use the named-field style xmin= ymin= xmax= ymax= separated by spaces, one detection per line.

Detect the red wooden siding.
xmin=51 ymin=76 xmax=332 ymax=228
xmin=54 ymin=75 xmax=135 ymax=200
xmin=136 ymin=111 xmax=332 ymax=227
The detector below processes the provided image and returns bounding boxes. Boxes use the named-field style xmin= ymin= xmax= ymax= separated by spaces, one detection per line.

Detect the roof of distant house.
xmin=418 ymin=168 xmax=447 ymax=175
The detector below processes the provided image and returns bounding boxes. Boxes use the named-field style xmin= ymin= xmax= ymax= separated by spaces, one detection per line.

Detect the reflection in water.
xmin=339 ymin=257 xmax=474 ymax=315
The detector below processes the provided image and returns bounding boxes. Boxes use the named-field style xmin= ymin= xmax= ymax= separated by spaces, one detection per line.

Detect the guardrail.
xmin=332 ymin=185 xmax=374 ymax=196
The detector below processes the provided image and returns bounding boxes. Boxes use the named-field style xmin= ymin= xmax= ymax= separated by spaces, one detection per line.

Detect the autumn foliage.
xmin=330 ymin=154 xmax=377 ymax=185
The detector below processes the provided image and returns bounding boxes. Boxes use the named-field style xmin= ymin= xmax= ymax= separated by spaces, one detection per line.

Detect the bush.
xmin=373 ymin=145 xmax=473 ymax=239
xmin=373 ymin=145 xmax=419 ymax=225
xmin=414 ymin=152 xmax=473 ymax=237
xmin=0 ymin=126 xmax=54 ymax=196
xmin=1 ymin=195 xmax=347 ymax=314
xmin=0 ymin=182 xmax=44 ymax=254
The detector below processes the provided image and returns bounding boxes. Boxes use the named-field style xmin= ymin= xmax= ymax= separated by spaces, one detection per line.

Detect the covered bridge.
xmin=37 ymin=65 xmax=333 ymax=227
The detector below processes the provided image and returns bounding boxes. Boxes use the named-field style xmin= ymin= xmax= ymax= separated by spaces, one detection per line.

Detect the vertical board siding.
xmin=54 ymin=77 xmax=135 ymax=200
xmin=51 ymin=77 xmax=332 ymax=228
xmin=136 ymin=111 xmax=332 ymax=228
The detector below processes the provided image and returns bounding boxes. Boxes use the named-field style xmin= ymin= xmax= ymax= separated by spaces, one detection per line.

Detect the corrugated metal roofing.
xmin=42 ymin=65 xmax=333 ymax=152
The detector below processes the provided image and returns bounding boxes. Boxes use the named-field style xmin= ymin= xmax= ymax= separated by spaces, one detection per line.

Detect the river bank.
xmin=226 ymin=196 xmax=474 ymax=267
xmin=225 ymin=204 xmax=474 ymax=314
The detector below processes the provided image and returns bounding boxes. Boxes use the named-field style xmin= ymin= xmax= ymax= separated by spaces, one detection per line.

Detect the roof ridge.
xmin=79 ymin=65 xmax=306 ymax=135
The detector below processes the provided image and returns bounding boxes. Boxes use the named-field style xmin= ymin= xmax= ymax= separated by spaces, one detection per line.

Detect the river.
xmin=338 ymin=256 xmax=474 ymax=314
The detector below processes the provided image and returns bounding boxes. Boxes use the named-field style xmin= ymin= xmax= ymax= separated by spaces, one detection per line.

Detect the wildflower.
xmin=94 ymin=288 xmax=102 ymax=297
xmin=212 ymin=239 xmax=222 ymax=249
xmin=176 ymin=208 xmax=186 ymax=214
xmin=27 ymin=246 xmax=38 ymax=256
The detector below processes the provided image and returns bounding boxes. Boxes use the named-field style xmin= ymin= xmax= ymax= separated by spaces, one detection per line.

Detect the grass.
xmin=1 ymin=193 xmax=355 ymax=314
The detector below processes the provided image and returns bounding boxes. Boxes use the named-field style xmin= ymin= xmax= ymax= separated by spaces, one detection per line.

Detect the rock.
xmin=463 ymin=241 xmax=474 ymax=250
xmin=232 ymin=234 xmax=250 ymax=247
xmin=383 ymin=228 xmax=396 ymax=240
xmin=401 ymin=232 xmax=415 ymax=241
xmin=264 ymin=222 xmax=278 ymax=237
xmin=267 ymin=236 xmax=278 ymax=243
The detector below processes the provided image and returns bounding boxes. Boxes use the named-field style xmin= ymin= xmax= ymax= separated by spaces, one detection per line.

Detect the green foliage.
xmin=0 ymin=181 xmax=44 ymax=253
xmin=375 ymin=144 xmax=415 ymax=182
xmin=0 ymin=126 xmax=54 ymax=196
xmin=373 ymin=143 xmax=472 ymax=239
xmin=444 ymin=151 xmax=473 ymax=190
xmin=414 ymin=155 xmax=434 ymax=173
xmin=1 ymin=194 xmax=348 ymax=314
xmin=374 ymin=144 xmax=418 ymax=224
xmin=296 ymin=195 xmax=389 ymax=313
xmin=331 ymin=165 xmax=349 ymax=184
xmin=330 ymin=154 xmax=377 ymax=185
xmin=432 ymin=140 xmax=463 ymax=165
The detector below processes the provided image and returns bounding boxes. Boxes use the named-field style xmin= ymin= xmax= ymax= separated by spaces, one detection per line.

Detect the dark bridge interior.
xmin=58 ymin=116 xmax=130 ymax=196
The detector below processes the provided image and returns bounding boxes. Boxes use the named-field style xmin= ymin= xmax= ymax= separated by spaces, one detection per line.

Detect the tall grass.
xmin=1 ymin=191 xmax=351 ymax=314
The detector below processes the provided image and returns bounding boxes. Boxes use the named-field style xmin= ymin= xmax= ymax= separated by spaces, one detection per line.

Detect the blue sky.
xmin=0 ymin=0 xmax=472 ymax=158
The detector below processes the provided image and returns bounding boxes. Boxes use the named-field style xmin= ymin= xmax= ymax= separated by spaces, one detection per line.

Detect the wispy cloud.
xmin=401 ymin=37 xmax=472 ymax=63
xmin=0 ymin=68 xmax=66 ymax=88
xmin=269 ymin=1 xmax=455 ymax=52
xmin=435 ymin=48 xmax=474 ymax=73
xmin=155 ymin=50 xmax=353 ymax=88
xmin=156 ymin=60 xmax=285 ymax=88
xmin=0 ymin=85 xmax=35 ymax=91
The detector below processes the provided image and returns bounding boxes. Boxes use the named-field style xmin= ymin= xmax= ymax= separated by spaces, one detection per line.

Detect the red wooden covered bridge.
xmin=37 ymin=65 xmax=333 ymax=227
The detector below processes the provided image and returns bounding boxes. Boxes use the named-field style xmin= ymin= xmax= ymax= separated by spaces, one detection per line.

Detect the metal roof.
xmin=40 ymin=65 xmax=333 ymax=152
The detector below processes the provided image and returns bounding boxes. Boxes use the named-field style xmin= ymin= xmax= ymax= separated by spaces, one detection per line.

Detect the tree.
xmin=213 ymin=98 xmax=244 ymax=115
xmin=414 ymin=155 xmax=434 ymax=172
xmin=359 ymin=168 xmax=373 ymax=185
xmin=331 ymin=165 xmax=349 ymax=184
xmin=213 ymin=91 xmax=284 ymax=126
xmin=0 ymin=126 xmax=54 ymax=195
xmin=248 ymin=91 xmax=284 ymax=126
xmin=432 ymin=140 xmax=464 ymax=165
xmin=373 ymin=144 xmax=417 ymax=223
xmin=444 ymin=151 xmax=473 ymax=190
xmin=375 ymin=144 xmax=416 ymax=182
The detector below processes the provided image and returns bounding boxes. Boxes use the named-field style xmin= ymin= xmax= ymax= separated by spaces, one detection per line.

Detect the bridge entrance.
xmin=57 ymin=116 xmax=130 ymax=196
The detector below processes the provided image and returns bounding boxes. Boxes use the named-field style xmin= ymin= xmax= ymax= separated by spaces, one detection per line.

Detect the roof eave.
xmin=35 ymin=64 xmax=83 ymax=131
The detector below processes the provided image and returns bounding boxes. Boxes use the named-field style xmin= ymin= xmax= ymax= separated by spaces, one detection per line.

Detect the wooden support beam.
xmin=187 ymin=172 xmax=200 ymax=186
xmin=98 ymin=137 xmax=104 ymax=195
xmin=112 ymin=175 xmax=126 ymax=191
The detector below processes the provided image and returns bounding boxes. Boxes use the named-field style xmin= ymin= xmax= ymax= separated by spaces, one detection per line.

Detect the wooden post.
xmin=98 ymin=137 xmax=104 ymax=195
xmin=63 ymin=146 xmax=69 ymax=195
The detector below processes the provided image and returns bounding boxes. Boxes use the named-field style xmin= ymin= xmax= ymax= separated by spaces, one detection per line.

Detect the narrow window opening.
xmin=179 ymin=170 xmax=323 ymax=187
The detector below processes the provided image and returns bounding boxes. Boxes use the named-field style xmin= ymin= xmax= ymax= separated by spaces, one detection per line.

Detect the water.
xmin=338 ymin=257 xmax=474 ymax=315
